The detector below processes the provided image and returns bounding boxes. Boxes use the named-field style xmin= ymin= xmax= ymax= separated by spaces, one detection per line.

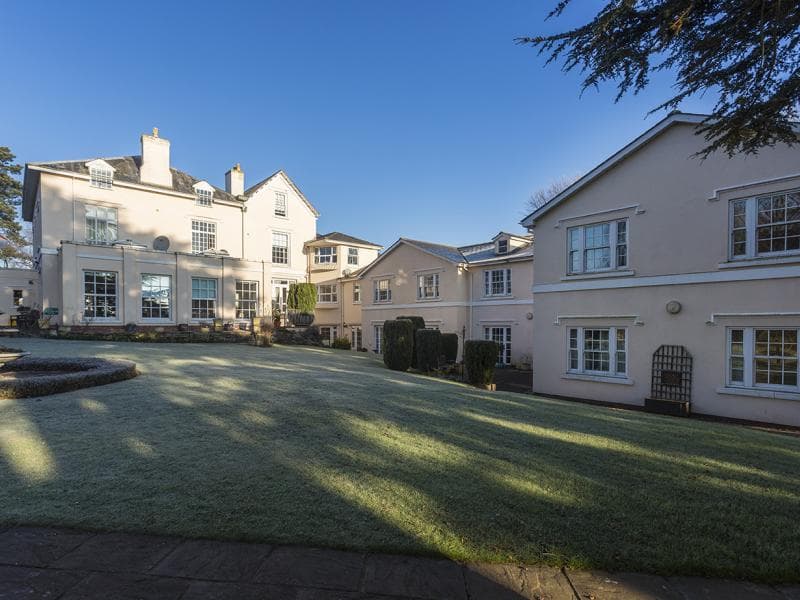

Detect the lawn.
xmin=1 ymin=339 xmax=799 ymax=582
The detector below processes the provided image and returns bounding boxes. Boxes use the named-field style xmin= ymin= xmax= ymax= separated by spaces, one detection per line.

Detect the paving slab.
xmin=181 ymin=580 xmax=299 ymax=600
xmin=667 ymin=576 xmax=786 ymax=599
xmin=58 ymin=572 xmax=189 ymax=599
xmin=253 ymin=546 xmax=364 ymax=591
xmin=566 ymin=569 xmax=679 ymax=599
xmin=150 ymin=538 xmax=273 ymax=581
xmin=0 ymin=527 xmax=93 ymax=568
xmin=0 ymin=565 xmax=86 ymax=599
xmin=362 ymin=554 xmax=467 ymax=600
xmin=52 ymin=532 xmax=179 ymax=574
xmin=464 ymin=563 xmax=575 ymax=600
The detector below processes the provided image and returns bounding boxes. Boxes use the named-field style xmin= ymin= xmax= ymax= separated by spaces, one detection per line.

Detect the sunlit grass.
xmin=0 ymin=338 xmax=798 ymax=582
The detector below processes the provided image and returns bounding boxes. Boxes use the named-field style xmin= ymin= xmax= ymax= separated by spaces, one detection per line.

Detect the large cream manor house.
xmin=17 ymin=129 xmax=382 ymax=337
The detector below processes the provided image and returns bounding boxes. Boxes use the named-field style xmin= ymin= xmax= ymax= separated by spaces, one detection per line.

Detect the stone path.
xmin=0 ymin=526 xmax=797 ymax=599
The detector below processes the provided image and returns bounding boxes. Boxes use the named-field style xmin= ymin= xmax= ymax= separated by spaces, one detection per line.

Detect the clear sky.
xmin=1 ymin=1 xmax=715 ymax=248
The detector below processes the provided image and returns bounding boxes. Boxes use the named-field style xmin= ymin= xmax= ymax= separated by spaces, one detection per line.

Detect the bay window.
xmin=728 ymin=328 xmax=798 ymax=390
xmin=315 ymin=246 xmax=337 ymax=264
xmin=568 ymin=219 xmax=628 ymax=274
xmin=730 ymin=191 xmax=800 ymax=259
xmin=568 ymin=327 xmax=627 ymax=377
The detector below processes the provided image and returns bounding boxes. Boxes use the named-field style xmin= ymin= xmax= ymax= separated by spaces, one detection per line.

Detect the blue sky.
xmin=1 ymin=1 xmax=715 ymax=248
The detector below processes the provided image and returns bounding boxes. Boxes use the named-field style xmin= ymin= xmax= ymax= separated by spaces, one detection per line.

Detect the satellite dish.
xmin=342 ymin=269 xmax=352 ymax=277
xmin=153 ymin=236 xmax=171 ymax=251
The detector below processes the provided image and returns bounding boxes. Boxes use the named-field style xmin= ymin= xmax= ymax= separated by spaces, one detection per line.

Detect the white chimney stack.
xmin=225 ymin=163 xmax=244 ymax=196
xmin=139 ymin=127 xmax=172 ymax=187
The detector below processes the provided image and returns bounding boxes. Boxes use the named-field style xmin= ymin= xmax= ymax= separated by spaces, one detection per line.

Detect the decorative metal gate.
xmin=650 ymin=345 xmax=693 ymax=403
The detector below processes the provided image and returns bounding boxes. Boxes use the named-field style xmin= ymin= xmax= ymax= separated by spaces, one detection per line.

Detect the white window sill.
xmin=481 ymin=295 xmax=514 ymax=300
xmin=416 ymin=297 xmax=441 ymax=303
xmin=84 ymin=320 xmax=122 ymax=325
xmin=716 ymin=386 xmax=800 ymax=401
xmin=561 ymin=270 xmax=635 ymax=281
xmin=562 ymin=373 xmax=634 ymax=385
xmin=317 ymin=303 xmax=339 ymax=307
xmin=718 ymin=255 xmax=800 ymax=269
xmin=139 ymin=320 xmax=175 ymax=325
xmin=373 ymin=301 xmax=392 ymax=305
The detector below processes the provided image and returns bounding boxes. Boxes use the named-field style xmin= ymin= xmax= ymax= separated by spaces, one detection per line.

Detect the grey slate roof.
xmin=316 ymin=231 xmax=381 ymax=248
xmin=402 ymin=237 xmax=533 ymax=265
xmin=402 ymin=239 xmax=467 ymax=263
xmin=28 ymin=156 xmax=240 ymax=203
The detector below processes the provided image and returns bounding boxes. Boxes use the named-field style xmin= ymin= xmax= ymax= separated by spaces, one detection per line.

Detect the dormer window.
xmin=87 ymin=160 xmax=114 ymax=189
xmin=497 ymin=239 xmax=508 ymax=254
xmin=196 ymin=188 xmax=212 ymax=207
xmin=275 ymin=192 xmax=287 ymax=217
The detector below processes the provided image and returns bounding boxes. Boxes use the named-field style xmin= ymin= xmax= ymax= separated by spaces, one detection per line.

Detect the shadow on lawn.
xmin=1 ymin=339 xmax=800 ymax=589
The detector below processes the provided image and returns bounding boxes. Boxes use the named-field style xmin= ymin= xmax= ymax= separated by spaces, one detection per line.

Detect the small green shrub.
xmin=332 ymin=337 xmax=351 ymax=350
xmin=383 ymin=319 xmax=415 ymax=371
xmin=441 ymin=333 xmax=459 ymax=363
xmin=288 ymin=283 xmax=317 ymax=313
xmin=415 ymin=329 xmax=441 ymax=372
xmin=398 ymin=315 xmax=425 ymax=367
xmin=464 ymin=340 xmax=501 ymax=385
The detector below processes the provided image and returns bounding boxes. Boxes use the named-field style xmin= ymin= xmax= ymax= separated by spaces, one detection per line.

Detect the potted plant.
xmin=272 ymin=307 xmax=282 ymax=328
xmin=287 ymin=283 xmax=316 ymax=326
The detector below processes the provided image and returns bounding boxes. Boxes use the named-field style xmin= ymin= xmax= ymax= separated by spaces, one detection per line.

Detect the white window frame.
xmin=191 ymin=277 xmax=217 ymax=320
xmin=317 ymin=284 xmax=338 ymax=304
xmin=353 ymin=284 xmax=361 ymax=304
xmin=374 ymin=279 xmax=391 ymax=303
xmin=497 ymin=239 xmax=508 ymax=254
xmin=274 ymin=192 xmax=287 ymax=217
xmin=567 ymin=219 xmax=628 ymax=274
xmin=195 ymin=188 xmax=213 ymax=207
xmin=191 ymin=219 xmax=217 ymax=254
xmin=348 ymin=247 xmax=359 ymax=266
xmin=272 ymin=231 xmax=289 ymax=265
xmin=83 ymin=270 xmax=118 ymax=321
xmin=484 ymin=326 xmax=511 ymax=365
xmin=235 ymin=280 xmax=259 ymax=320
xmin=727 ymin=327 xmax=799 ymax=392
xmin=140 ymin=274 xmax=172 ymax=321
xmin=86 ymin=205 xmax=118 ymax=245
xmin=567 ymin=327 xmax=627 ymax=378
xmin=729 ymin=191 xmax=800 ymax=260
xmin=417 ymin=273 xmax=440 ymax=300
xmin=351 ymin=326 xmax=362 ymax=350
xmin=374 ymin=324 xmax=383 ymax=353
xmin=483 ymin=268 xmax=512 ymax=297
xmin=89 ymin=166 xmax=113 ymax=189
xmin=314 ymin=246 xmax=337 ymax=264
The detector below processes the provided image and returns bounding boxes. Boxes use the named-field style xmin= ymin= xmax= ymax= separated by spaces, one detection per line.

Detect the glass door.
xmin=271 ymin=279 xmax=296 ymax=324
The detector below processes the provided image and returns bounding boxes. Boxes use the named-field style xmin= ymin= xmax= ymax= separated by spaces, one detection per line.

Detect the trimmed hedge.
xmin=383 ymin=319 xmax=415 ymax=371
xmin=332 ymin=337 xmax=351 ymax=350
xmin=398 ymin=315 xmax=425 ymax=367
xmin=415 ymin=329 xmax=441 ymax=372
xmin=0 ymin=357 xmax=138 ymax=399
xmin=441 ymin=333 xmax=459 ymax=363
xmin=464 ymin=340 xmax=501 ymax=386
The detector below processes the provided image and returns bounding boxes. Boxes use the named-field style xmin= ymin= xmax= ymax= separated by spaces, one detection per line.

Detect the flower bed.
xmin=0 ymin=357 xmax=138 ymax=398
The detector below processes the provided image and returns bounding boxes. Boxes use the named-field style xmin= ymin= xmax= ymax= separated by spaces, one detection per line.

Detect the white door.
xmin=485 ymin=326 xmax=512 ymax=365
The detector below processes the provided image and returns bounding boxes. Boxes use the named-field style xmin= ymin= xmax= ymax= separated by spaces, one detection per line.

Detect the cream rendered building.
xmin=305 ymin=232 xmax=382 ymax=347
xmin=522 ymin=113 xmax=800 ymax=426
xmin=358 ymin=233 xmax=533 ymax=365
xmin=21 ymin=129 xmax=373 ymax=329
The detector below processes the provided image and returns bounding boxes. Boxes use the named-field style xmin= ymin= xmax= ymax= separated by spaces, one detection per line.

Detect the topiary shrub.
xmin=415 ymin=329 xmax=441 ymax=372
xmin=0 ymin=357 xmax=138 ymax=399
xmin=441 ymin=333 xmax=459 ymax=363
xmin=464 ymin=340 xmax=501 ymax=386
xmin=332 ymin=337 xmax=351 ymax=350
xmin=383 ymin=319 xmax=415 ymax=371
xmin=398 ymin=315 xmax=425 ymax=367
xmin=288 ymin=283 xmax=317 ymax=325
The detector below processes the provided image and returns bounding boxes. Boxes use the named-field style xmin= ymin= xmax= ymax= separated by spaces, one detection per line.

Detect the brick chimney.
xmin=225 ymin=163 xmax=244 ymax=196
xmin=139 ymin=127 xmax=172 ymax=187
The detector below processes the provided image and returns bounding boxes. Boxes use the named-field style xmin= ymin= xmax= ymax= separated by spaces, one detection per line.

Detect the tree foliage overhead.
xmin=526 ymin=174 xmax=581 ymax=214
xmin=0 ymin=147 xmax=32 ymax=267
xmin=518 ymin=1 xmax=800 ymax=156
